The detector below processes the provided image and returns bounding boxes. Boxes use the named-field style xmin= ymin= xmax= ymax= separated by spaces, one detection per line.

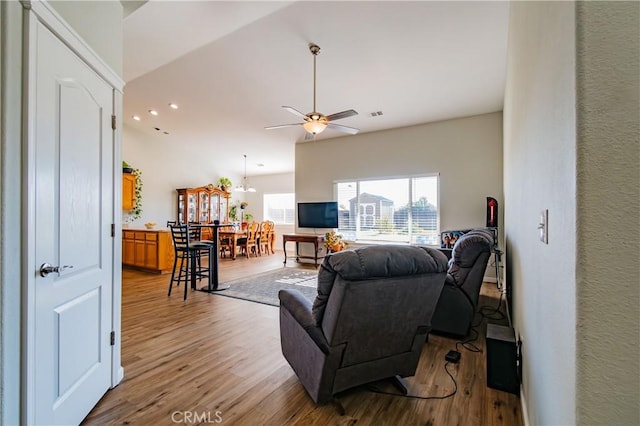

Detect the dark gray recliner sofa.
xmin=431 ymin=228 xmax=494 ymax=337
xmin=278 ymin=244 xmax=448 ymax=404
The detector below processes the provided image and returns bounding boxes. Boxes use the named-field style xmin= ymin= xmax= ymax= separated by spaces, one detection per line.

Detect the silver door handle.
xmin=39 ymin=263 xmax=73 ymax=277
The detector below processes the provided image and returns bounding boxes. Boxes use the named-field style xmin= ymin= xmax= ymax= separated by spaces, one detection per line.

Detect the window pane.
xmin=411 ymin=176 xmax=439 ymax=245
xmin=359 ymin=178 xmax=409 ymax=243
xmin=263 ymin=193 xmax=294 ymax=224
xmin=336 ymin=182 xmax=356 ymax=240
xmin=336 ymin=175 xmax=439 ymax=245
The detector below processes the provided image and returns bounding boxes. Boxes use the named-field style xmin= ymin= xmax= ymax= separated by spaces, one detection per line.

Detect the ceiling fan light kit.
xmin=302 ymin=118 xmax=327 ymax=135
xmin=265 ymin=43 xmax=359 ymax=138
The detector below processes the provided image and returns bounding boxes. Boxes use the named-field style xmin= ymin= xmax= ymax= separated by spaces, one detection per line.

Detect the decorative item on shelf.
xmin=122 ymin=160 xmax=134 ymax=174
xmin=144 ymin=221 xmax=157 ymax=230
xmin=235 ymin=154 xmax=256 ymax=192
xmin=124 ymin=163 xmax=143 ymax=224
xmin=216 ymin=177 xmax=232 ymax=192
xmin=324 ymin=231 xmax=347 ymax=253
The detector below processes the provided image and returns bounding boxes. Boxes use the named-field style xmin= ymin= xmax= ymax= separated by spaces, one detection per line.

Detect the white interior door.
xmin=31 ymin=19 xmax=113 ymax=425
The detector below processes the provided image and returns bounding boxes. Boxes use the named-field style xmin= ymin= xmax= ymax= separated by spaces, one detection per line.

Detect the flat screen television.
xmin=297 ymin=201 xmax=338 ymax=229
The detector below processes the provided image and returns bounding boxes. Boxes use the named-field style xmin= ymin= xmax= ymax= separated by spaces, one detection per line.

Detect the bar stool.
xmin=168 ymin=224 xmax=213 ymax=300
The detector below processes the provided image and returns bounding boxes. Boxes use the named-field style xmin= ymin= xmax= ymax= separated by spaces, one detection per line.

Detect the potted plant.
xmin=324 ymin=231 xmax=347 ymax=253
xmin=229 ymin=203 xmax=239 ymax=222
xmin=122 ymin=160 xmax=134 ymax=174
xmin=124 ymin=165 xmax=143 ymax=224
xmin=217 ymin=177 xmax=232 ymax=192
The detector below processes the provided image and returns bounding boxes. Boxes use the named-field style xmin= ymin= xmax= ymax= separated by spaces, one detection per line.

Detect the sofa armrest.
xmin=279 ymin=289 xmax=330 ymax=354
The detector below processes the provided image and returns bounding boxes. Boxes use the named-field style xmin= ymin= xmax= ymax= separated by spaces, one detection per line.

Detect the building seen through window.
xmin=335 ymin=176 xmax=439 ymax=244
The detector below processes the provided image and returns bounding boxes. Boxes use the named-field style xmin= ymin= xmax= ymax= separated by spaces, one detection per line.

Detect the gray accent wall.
xmin=295 ymin=112 xmax=504 ymax=238
xmin=504 ymin=1 xmax=639 ymax=424
xmin=575 ymin=2 xmax=639 ymax=424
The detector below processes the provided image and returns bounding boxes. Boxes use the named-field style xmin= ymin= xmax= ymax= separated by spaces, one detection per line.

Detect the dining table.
xmin=218 ymin=228 xmax=248 ymax=260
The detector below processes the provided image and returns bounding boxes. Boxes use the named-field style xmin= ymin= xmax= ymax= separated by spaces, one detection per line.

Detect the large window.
xmin=263 ymin=193 xmax=295 ymax=224
xmin=335 ymin=175 xmax=439 ymax=244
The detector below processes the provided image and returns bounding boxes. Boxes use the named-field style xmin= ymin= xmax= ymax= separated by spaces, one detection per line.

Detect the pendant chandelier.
xmin=235 ymin=154 xmax=256 ymax=193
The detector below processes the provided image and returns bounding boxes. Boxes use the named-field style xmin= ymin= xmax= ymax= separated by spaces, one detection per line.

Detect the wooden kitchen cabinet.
xmin=122 ymin=229 xmax=174 ymax=273
xmin=122 ymin=173 xmax=136 ymax=210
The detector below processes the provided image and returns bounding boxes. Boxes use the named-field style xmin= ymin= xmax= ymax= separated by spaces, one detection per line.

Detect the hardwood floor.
xmin=83 ymin=251 xmax=523 ymax=425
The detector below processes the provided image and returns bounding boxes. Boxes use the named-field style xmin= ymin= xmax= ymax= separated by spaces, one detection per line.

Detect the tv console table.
xmin=282 ymin=233 xmax=325 ymax=267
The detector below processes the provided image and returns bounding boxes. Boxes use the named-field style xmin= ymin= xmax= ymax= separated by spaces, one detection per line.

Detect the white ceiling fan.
xmin=265 ymin=43 xmax=359 ymax=141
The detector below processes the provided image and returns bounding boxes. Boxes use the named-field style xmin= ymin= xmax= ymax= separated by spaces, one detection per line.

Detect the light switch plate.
xmin=539 ymin=209 xmax=548 ymax=244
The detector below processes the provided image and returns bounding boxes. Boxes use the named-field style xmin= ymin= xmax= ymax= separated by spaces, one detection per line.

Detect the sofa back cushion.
xmin=312 ymin=245 xmax=448 ymax=325
xmin=447 ymin=229 xmax=493 ymax=286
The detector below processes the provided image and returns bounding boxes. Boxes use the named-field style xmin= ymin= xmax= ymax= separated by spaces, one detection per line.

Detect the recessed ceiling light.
xmin=149 ymin=109 xmax=158 ymax=116
xmin=132 ymin=115 xmax=141 ymax=121
xmin=257 ymin=163 xmax=264 ymax=167
xmin=169 ymin=103 xmax=178 ymax=110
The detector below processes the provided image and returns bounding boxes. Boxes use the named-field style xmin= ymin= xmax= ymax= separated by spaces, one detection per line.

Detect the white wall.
xmin=574 ymin=2 xmax=639 ymax=424
xmin=122 ymin=126 xmax=295 ymax=250
xmin=296 ymin=112 xmax=503 ymax=235
xmin=122 ymin=124 xmax=243 ymax=227
xmin=48 ymin=1 xmax=123 ymax=77
xmin=245 ymin=172 xmax=295 ymax=250
xmin=504 ymin=2 xmax=639 ymax=425
xmin=504 ymin=3 xmax=577 ymax=424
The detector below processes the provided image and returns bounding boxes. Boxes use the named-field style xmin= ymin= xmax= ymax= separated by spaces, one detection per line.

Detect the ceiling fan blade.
xmin=326 ymin=109 xmax=358 ymax=121
xmin=327 ymin=123 xmax=359 ymax=135
xmin=304 ymin=132 xmax=314 ymax=141
xmin=282 ymin=106 xmax=307 ymax=119
xmin=265 ymin=123 xmax=303 ymax=130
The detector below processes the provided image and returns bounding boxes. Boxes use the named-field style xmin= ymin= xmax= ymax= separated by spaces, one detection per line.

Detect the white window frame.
xmin=334 ymin=174 xmax=440 ymax=245
xmin=263 ymin=193 xmax=295 ymax=225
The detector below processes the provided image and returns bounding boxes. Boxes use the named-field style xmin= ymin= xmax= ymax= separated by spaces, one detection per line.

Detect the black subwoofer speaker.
xmin=486 ymin=323 xmax=519 ymax=395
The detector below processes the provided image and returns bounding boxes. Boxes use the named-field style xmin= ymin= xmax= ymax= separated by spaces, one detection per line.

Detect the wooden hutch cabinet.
xmin=176 ymin=184 xmax=230 ymax=239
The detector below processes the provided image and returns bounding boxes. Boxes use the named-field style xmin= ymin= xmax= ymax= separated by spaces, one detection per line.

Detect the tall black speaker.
xmin=486 ymin=197 xmax=499 ymax=228
xmin=486 ymin=323 xmax=519 ymax=395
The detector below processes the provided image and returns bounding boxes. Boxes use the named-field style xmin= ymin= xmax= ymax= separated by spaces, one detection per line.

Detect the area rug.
xmin=213 ymin=268 xmax=319 ymax=307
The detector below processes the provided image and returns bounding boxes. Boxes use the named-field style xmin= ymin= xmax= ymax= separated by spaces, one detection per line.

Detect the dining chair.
xmin=238 ymin=221 xmax=259 ymax=259
xmin=266 ymin=220 xmax=276 ymax=254
xmin=258 ymin=221 xmax=275 ymax=255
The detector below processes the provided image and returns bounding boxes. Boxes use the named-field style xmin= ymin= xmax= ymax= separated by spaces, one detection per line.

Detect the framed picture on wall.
xmin=440 ymin=229 xmax=472 ymax=249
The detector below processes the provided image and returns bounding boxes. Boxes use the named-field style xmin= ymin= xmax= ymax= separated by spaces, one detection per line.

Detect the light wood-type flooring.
xmin=83 ymin=251 xmax=523 ymax=425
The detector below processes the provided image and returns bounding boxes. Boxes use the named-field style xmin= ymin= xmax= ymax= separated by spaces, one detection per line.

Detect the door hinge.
xmin=111 ymin=115 xmax=116 ymax=130
xmin=111 ymin=223 xmax=115 ymax=237
xmin=110 ymin=331 xmax=115 ymax=346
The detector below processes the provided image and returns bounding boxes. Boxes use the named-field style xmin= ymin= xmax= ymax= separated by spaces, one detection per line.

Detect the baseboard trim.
xmin=520 ymin=384 xmax=530 ymax=426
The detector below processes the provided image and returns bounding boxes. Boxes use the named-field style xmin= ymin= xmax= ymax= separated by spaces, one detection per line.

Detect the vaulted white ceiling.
xmin=123 ymin=1 xmax=509 ymax=176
